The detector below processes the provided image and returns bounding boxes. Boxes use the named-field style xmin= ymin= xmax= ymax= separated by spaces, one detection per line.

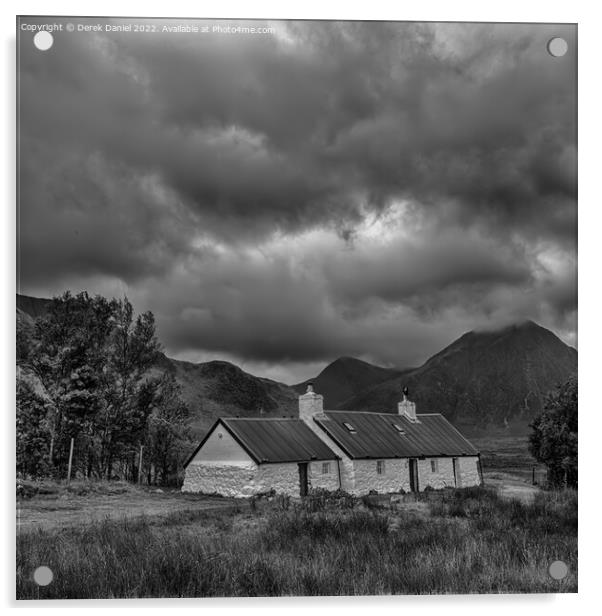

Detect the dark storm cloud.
xmin=322 ymin=231 xmax=532 ymax=305
xmin=20 ymin=21 xmax=576 ymax=244
xmin=18 ymin=142 xmax=199 ymax=285
xmin=18 ymin=19 xmax=577 ymax=376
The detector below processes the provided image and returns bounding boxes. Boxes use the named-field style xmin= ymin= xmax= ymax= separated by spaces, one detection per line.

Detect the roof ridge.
xmin=324 ymin=410 xmax=398 ymax=416
xmin=324 ymin=410 xmax=444 ymax=417
xmin=223 ymin=417 xmax=300 ymax=421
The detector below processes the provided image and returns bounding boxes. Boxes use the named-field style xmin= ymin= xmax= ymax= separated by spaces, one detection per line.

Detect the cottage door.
xmin=409 ymin=458 xmax=419 ymax=492
xmin=298 ymin=462 xmax=309 ymax=497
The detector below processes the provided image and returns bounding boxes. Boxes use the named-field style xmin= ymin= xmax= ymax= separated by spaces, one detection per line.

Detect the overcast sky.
xmin=17 ymin=18 xmax=577 ymax=383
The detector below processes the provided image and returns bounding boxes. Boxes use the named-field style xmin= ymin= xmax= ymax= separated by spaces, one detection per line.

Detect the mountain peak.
xmin=342 ymin=319 xmax=577 ymax=434
xmin=294 ymin=356 xmax=404 ymax=408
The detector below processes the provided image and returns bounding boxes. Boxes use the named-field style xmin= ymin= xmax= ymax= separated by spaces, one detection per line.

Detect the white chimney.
xmin=299 ymin=383 xmax=324 ymax=422
xmin=398 ymin=386 xmax=417 ymax=421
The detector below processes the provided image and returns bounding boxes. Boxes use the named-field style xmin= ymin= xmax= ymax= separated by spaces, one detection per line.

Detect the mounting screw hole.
xmin=33 ymin=566 xmax=54 ymax=586
xmin=547 ymin=37 xmax=568 ymax=57
xmin=548 ymin=560 xmax=568 ymax=580
xmin=33 ymin=31 xmax=54 ymax=51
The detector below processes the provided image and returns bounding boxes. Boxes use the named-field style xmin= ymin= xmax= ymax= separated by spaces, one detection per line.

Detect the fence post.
xmin=67 ymin=437 xmax=74 ymax=484
xmin=138 ymin=445 xmax=144 ymax=485
xmin=49 ymin=435 xmax=54 ymax=466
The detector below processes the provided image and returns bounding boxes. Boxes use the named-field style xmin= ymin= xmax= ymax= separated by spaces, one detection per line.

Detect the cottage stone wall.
xmin=254 ymin=463 xmax=301 ymax=496
xmin=254 ymin=460 xmax=341 ymax=496
xmin=350 ymin=459 xmax=411 ymax=495
xmin=349 ymin=456 xmax=481 ymax=494
xmin=457 ymin=456 xmax=481 ymax=487
xmin=417 ymin=457 xmax=456 ymax=490
xmin=308 ymin=460 xmax=341 ymax=491
xmin=183 ymin=461 xmax=300 ymax=497
xmin=183 ymin=458 xmax=341 ymax=497
xmin=182 ymin=461 xmax=259 ymax=496
xmin=301 ymin=415 xmax=356 ymax=492
xmin=182 ymin=424 xmax=262 ymax=496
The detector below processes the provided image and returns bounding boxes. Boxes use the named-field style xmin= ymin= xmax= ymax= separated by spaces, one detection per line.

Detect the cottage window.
xmin=322 ymin=462 xmax=331 ymax=475
xmin=431 ymin=460 xmax=439 ymax=473
xmin=376 ymin=460 xmax=385 ymax=475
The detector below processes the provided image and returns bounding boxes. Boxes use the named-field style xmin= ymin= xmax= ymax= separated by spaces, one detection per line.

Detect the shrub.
xmin=303 ymin=488 xmax=356 ymax=512
xmin=275 ymin=494 xmax=291 ymax=511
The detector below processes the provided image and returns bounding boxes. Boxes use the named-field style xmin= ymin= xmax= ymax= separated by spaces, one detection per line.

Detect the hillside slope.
xmin=16 ymin=294 xmax=577 ymax=436
xmin=16 ymin=294 xmax=51 ymax=319
xmin=17 ymin=294 xmax=297 ymax=435
xmin=154 ymin=354 xmax=298 ymax=432
xmin=293 ymin=356 xmax=407 ymax=408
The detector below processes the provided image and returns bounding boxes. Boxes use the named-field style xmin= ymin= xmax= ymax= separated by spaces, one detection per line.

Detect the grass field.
xmin=16 ymin=480 xmax=245 ymax=531
xmin=16 ymin=436 xmax=577 ymax=598
xmin=16 ymin=486 xmax=577 ymax=598
xmin=474 ymin=435 xmax=543 ymax=480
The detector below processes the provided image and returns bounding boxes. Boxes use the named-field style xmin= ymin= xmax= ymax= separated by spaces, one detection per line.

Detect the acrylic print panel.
xmin=16 ymin=16 xmax=577 ymax=598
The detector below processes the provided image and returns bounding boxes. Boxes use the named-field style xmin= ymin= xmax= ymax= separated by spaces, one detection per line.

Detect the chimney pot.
xmin=398 ymin=387 xmax=417 ymax=421
xmin=299 ymin=383 xmax=323 ymax=422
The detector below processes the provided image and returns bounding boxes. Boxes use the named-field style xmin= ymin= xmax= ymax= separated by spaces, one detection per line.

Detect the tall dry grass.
xmin=16 ymin=487 xmax=577 ymax=598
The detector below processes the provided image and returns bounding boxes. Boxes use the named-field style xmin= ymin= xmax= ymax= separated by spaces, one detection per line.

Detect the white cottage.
xmin=182 ymin=417 xmax=340 ymax=497
xmin=182 ymin=386 xmax=482 ymax=497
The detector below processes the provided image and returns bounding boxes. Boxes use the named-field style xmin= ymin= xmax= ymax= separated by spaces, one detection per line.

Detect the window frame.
xmin=391 ymin=422 xmax=406 ymax=434
xmin=321 ymin=462 xmax=331 ymax=475
xmin=376 ymin=460 xmax=385 ymax=475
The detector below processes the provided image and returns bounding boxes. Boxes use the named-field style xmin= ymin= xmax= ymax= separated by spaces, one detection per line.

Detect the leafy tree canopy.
xmin=529 ymin=375 xmax=577 ymax=488
xmin=17 ymin=292 xmax=192 ymax=483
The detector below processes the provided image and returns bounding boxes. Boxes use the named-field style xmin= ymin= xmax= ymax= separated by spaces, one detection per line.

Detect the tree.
xmin=529 ymin=375 xmax=577 ymax=488
xmin=16 ymin=380 xmax=51 ymax=477
xmin=95 ymin=298 xmax=161 ymax=479
xmin=144 ymin=372 xmax=191 ymax=485
xmin=31 ymin=292 xmax=112 ymax=475
xmin=26 ymin=292 xmax=172 ymax=481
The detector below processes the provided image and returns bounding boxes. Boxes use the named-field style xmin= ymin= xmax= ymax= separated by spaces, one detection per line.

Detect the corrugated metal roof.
xmin=221 ymin=418 xmax=339 ymax=463
xmin=314 ymin=411 xmax=479 ymax=459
